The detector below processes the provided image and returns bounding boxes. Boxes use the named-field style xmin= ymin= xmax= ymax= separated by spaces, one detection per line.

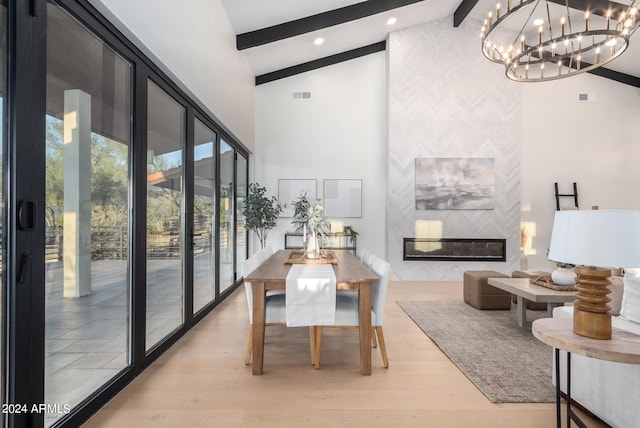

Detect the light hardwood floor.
xmin=84 ymin=281 xmax=604 ymax=427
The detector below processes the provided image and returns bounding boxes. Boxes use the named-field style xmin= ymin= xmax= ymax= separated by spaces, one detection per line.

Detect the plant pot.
xmin=552 ymin=267 xmax=576 ymax=286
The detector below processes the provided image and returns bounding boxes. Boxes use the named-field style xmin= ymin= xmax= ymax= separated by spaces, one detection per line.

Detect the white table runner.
xmin=285 ymin=264 xmax=336 ymax=327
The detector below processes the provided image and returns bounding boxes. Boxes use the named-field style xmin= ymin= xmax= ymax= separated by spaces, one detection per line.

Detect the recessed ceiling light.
xmin=314 ymin=37 xmax=324 ymax=46
xmin=533 ymin=18 xmax=544 ymax=26
xmin=387 ymin=17 xmax=397 ymax=26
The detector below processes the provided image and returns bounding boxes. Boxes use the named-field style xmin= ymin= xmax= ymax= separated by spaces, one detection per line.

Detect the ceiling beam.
xmin=453 ymin=0 xmax=479 ymax=28
xmin=237 ymin=0 xmax=424 ymax=50
xmin=586 ymin=65 xmax=640 ymax=88
xmin=255 ymin=41 xmax=386 ymax=85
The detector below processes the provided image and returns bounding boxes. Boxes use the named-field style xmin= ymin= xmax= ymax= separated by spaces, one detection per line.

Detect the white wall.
xmin=521 ymin=73 xmax=640 ymax=269
xmin=91 ymin=0 xmax=256 ymax=150
xmin=254 ymin=53 xmax=387 ymax=257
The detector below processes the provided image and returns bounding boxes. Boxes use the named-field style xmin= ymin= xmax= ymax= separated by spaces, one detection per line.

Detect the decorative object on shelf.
xmin=291 ymin=192 xmax=331 ymax=260
xmin=548 ymin=209 xmax=640 ymax=339
xmin=343 ymin=225 xmax=359 ymax=245
xmin=480 ymin=0 xmax=640 ymax=82
xmin=242 ymin=183 xmax=282 ymax=249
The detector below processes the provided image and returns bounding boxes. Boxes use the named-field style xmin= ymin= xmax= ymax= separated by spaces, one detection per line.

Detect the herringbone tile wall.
xmin=387 ymin=18 xmax=521 ymax=280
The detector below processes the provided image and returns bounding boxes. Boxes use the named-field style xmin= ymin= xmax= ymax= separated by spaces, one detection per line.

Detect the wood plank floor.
xmin=84 ymin=281 xmax=605 ymax=427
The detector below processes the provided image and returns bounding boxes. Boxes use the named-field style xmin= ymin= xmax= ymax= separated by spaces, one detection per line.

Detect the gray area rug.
xmin=397 ymin=300 xmax=555 ymax=403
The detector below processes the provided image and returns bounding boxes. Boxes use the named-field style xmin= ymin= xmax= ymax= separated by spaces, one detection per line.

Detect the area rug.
xmin=397 ymin=300 xmax=555 ymax=403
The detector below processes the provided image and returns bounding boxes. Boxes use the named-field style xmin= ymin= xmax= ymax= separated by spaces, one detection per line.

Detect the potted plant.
xmin=291 ymin=192 xmax=330 ymax=258
xmin=343 ymin=225 xmax=359 ymax=245
xmin=242 ymin=183 xmax=282 ymax=249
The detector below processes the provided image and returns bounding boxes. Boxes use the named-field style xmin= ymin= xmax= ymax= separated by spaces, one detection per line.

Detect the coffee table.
xmin=487 ymin=277 xmax=576 ymax=327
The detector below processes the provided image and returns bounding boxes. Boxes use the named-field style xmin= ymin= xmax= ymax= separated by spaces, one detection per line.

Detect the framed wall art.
xmin=323 ymin=179 xmax=362 ymax=218
xmin=278 ymin=179 xmax=317 ymax=217
xmin=415 ymin=157 xmax=495 ymax=210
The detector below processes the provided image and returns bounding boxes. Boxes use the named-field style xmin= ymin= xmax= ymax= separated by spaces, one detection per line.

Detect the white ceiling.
xmin=220 ymin=0 xmax=640 ymax=83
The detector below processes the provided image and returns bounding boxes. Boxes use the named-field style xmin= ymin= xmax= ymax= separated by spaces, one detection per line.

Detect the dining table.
xmin=245 ymin=249 xmax=379 ymax=375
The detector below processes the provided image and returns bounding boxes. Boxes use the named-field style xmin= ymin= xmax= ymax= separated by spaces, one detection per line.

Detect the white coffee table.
xmin=487 ymin=277 xmax=577 ymax=327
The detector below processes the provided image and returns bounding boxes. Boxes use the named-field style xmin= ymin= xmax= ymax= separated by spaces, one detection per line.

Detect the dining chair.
xmin=243 ymin=254 xmax=286 ymax=365
xmin=357 ymin=248 xmax=369 ymax=261
xmin=243 ymin=253 xmax=316 ymax=366
xmin=362 ymin=250 xmax=375 ymax=268
xmin=313 ymin=255 xmax=391 ymax=368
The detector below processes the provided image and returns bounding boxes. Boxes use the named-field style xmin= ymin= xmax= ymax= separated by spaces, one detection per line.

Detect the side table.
xmin=532 ymin=318 xmax=640 ymax=428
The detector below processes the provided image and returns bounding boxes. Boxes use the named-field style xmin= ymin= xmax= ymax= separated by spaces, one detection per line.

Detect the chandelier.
xmin=480 ymin=0 xmax=640 ymax=82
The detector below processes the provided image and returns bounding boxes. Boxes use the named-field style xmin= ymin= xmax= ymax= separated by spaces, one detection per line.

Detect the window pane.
xmin=236 ymin=153 xmax=247 ymax=267
xmin=193 ymin=119 xmax=216 ymax=313
xmin=146 ymin=81 xmax=185 ymax=350
xmin=219 ymin=140 xmax=234 ymax=292
xmin=45 ymin=3 xmax=131 ymax=426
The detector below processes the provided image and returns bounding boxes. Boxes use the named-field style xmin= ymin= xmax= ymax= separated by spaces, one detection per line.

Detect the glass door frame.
xmin=4 ymin=0 xmax=47 ymax=427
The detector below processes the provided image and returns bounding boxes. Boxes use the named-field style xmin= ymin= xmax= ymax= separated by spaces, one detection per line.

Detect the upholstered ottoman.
xmin=463 ymin=270 xmax=511 ymax=310
xmin=511 ymin=270 xmax=550 ymax=311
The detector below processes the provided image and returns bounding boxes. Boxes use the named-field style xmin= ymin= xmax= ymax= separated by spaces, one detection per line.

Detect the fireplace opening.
xmin=403 ymin=238 xmax=506 ymax=262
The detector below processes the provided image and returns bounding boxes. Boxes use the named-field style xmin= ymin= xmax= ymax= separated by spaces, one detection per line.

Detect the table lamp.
xmin=548 ymin=210 xmax=640 ymax=339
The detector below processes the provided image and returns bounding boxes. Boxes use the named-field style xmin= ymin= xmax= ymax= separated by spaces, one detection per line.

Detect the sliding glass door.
xmin=44 ymin=3 xmax=132 ymax=426
xmin=193 ymin=119 xmax=216 ymax=313
xmin=2 ymin=1 xmax=250 ymax=426
xmin=219 ymin=140 xmax=235 ymax=293
xmin=145 ymin=81 xmax=185 ymax=351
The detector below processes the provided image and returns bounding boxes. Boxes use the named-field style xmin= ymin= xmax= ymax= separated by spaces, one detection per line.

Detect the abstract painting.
xmin=415 ymin=157 xmax=495 ymax=210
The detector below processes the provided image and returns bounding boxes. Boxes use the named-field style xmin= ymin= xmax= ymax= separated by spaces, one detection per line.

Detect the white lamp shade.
xmin=548 ymin=210 xmax=640 ymax=269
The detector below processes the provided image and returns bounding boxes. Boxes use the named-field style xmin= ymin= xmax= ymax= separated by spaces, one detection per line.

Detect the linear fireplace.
xmin=403 ymin=238 xmax=506 ymax=262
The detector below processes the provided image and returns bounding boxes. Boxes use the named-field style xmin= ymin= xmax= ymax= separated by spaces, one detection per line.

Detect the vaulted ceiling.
xmin=221 ymin=0 xmax=640 ymax=87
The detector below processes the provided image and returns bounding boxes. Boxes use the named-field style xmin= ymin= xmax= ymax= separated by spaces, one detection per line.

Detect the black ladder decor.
xmin=554 ymin=182 xmax=579 ymax=211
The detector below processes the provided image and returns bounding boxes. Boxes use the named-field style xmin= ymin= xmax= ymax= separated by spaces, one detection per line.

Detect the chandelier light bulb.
xmin=585 ymin=11 xmax=590 ymax=31
xmin=538 ymin=25 xmax=543 ymax=44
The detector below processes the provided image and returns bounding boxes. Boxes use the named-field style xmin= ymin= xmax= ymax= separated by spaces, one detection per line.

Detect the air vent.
xmin=292 ymin=91 xmax=312 ymax=100
xmin=577 ymin=92 xmax=598 ymax=102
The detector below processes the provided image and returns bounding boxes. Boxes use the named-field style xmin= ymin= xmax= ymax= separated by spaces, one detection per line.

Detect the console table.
xmin=284 ymin=232 xmax=356 ymax=254
xmin=532 ymin=318 xmax=640 ymax=428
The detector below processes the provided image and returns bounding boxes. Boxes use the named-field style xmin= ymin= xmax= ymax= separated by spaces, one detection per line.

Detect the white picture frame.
xmin=278 ymin=179 xmax=317 ymax=217
xmin=323 ymin=179 xmax=362 ymax=218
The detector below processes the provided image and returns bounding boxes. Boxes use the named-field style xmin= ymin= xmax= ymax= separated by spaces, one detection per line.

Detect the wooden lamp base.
xmin=573 ymin=266 xmax=612 ymax=340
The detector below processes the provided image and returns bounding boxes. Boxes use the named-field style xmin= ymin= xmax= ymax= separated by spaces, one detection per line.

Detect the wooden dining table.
xmin=245 ymin=249 xmax=379 ymax=375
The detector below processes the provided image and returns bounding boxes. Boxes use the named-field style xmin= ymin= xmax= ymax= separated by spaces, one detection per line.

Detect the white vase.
xmin=305 ymin=230 xmax=319 ymax=259
xmin=552 ymin=267 xmax=576 ymax=286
